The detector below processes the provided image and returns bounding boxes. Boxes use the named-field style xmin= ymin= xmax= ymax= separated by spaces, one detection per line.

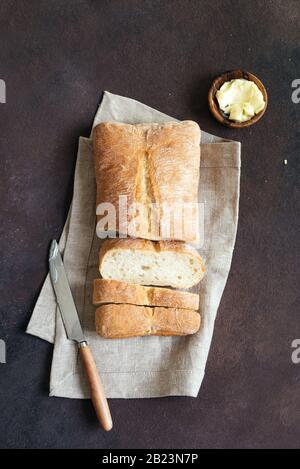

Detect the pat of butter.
xmin=216 ymin=78 xmax=265 ymax=122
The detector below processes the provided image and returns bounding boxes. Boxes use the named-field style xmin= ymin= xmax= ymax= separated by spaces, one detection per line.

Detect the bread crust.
xmin=95 ymin=304 xmax=201 ymax=339
xmin=93 ymin=279 xmax=199 ymax=310
xmin=93 ymin=121 xmax=200 ymax=242
xmin=99 ymin=238 xmax=204 ymax=261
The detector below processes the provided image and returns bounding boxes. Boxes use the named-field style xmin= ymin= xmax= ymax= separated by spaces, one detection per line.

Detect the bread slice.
xmin=99 ymin=238 xmax=205 ymax=289
xmin=93 ymin=279 xmax=199 ymax=310
xmin=93 ymin=121 xmax=200 ymax=243
xmin=95 ymin=304 xmax=201 ymax=339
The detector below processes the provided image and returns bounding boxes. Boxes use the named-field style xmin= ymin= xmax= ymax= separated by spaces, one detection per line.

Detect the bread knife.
xmin=49 ymin=240 xmax=113 ymax=431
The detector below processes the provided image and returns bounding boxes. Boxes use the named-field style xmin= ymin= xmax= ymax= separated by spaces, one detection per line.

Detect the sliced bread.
xmin=95 ymin=304 xmax=201 ymax=339
xmin=93 ymin=278 xmax=199 ymax=310
xmin=99 ymin=238 xmax=205 ymax=289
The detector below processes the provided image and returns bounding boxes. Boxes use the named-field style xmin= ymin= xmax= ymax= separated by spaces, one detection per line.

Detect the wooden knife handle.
xmin=79 ymin=343 xmax=113 ymax=431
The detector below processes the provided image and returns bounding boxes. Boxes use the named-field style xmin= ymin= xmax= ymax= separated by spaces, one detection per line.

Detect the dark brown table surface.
xmin=0 ymin=0 xmax=299 ymax=449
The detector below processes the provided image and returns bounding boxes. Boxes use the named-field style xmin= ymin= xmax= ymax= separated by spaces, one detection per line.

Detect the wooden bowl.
xmin=208 ymin=70 xmax=268 ymax=128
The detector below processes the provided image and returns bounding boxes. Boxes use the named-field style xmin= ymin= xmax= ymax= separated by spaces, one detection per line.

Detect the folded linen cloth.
xmin=26 ymin=91 xmax=241 ymax=398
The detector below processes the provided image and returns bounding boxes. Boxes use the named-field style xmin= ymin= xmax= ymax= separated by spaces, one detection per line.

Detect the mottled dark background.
xmin=0 ymin=0 xmax=299 ymax=449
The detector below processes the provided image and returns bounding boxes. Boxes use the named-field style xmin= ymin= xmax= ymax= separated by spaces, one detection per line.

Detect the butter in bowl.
xmin=208 ymin=69 xmax=268 ymax=128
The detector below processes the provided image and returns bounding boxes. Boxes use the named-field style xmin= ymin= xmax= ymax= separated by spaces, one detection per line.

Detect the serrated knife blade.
xmin=49 ymin=239 xmax=86 ymax=344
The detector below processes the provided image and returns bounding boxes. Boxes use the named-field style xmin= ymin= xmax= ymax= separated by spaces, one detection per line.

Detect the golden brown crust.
xmin=93 ymin=121 xmax=201 ymax=242
xmin=95 ymin=304 xmax=201 ymax=339
xmin=93 ymin=279 xmax=199 ymax=310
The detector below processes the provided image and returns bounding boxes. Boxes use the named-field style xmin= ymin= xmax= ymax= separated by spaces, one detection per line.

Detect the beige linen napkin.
xmin=26 ymin=91 xmax=240 ymax=398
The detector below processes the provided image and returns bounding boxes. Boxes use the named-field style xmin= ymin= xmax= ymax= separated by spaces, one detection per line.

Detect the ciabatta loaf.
xmin=95 ymin=304 xmax=201 ymax=339
xmin=93 ymin=279 xmax=199 ymax=310
xmin=93 ymin=121 xmax=201 ymax=243
xmin=99 ymin=238 xmax=205 ymax=289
